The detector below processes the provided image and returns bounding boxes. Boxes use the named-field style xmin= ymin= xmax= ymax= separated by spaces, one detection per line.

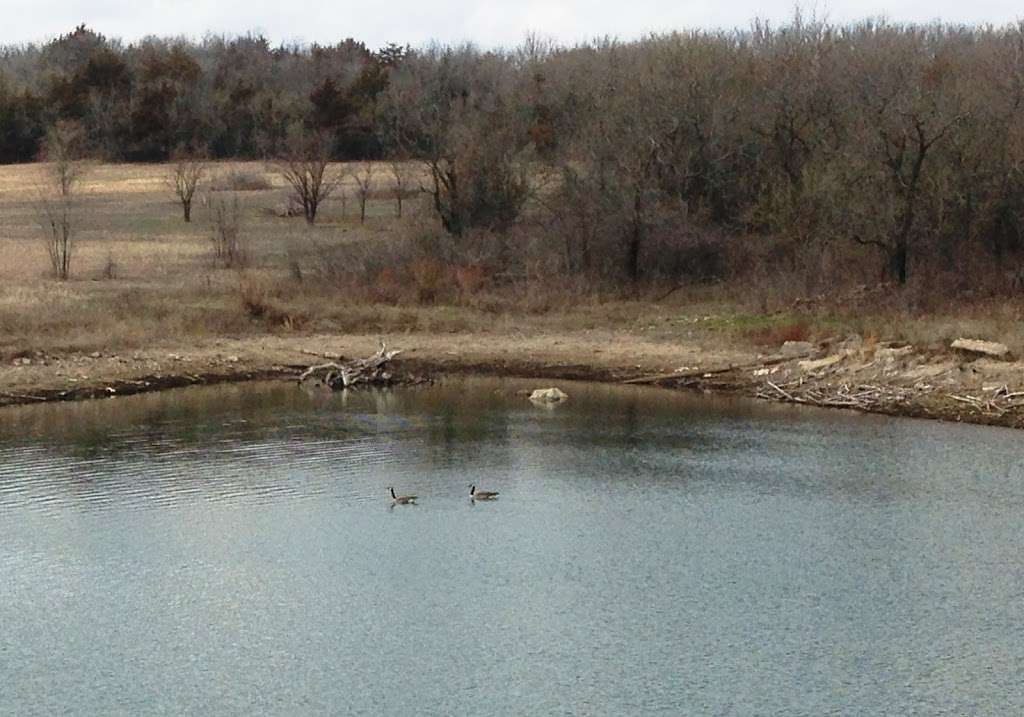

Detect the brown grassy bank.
xmin=2 ymin=162 xmax=1024 ymax=428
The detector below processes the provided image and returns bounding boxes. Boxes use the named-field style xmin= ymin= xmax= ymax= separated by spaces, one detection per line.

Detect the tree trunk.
xmin=891 ymin=191 xmax=918 ymax=285
xmin=890 ymin=241 xmax=908 ymax=285
xmin=628 ymin=194 xmax=645 ymax=288
xmin=628 ymin=222 xmax=642 ymax=288
xmin=431 ymin=161 xmax=463 ymax=237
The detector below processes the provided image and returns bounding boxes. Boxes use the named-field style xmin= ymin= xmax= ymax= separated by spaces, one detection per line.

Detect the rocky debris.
xmin=836 ymin=334 xmax=864 ymax=354
xmin=961 ymin=358 xmax=1020 ymax=377
xmin=618 ymin=332 xmax=1024 ymax=423
xmin=951 ymin=338 xmax=1011 ymax=360
xmin=876 ymin=345 xmax=914 ymax=360
xmin=870 ymin=345 xmax=919 ymax=375
xmin=780 ymin=340 xmax=815 ymax=358
xmin=798 ymin=355 xmax=843 ymax=373
xmin=902 ymin=362 xmax=957 ymax=382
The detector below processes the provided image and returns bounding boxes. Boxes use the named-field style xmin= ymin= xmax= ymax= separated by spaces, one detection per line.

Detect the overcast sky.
xmin=2 ymin=0 xmax=1022 ymax=49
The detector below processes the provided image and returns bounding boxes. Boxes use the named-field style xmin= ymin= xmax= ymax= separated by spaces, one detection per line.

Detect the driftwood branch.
xmin=300 ymin=348 xmax=345 ymax=361
xmin=298 ymin=362 xmax=345 ymax=382
xmin=766 ymin=380 xmax=803 ymax=403
xmin=623 ymin=353 xmax=807 ymax=385
xmin=756 ymin=381 xmax=918 ymax=411
xmin=298 ymin=342 xmax=419 ymax=389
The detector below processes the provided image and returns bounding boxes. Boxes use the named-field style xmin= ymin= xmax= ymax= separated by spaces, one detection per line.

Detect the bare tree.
xmin=388 ymin=160 xmax=410 ymax=218
xmin=168 ymin=147 xmax=206 ymax=222
xmin=274 ymin=127 xmax=337 ymax=225
xmin=842 ymin=34 xmax=967 ymax=285
xmin=38 ymin=121 xmax=88 ymax=280
xmin=352 ymin=161 xmax=375 ymax=223
xmin=383 ymin=50 xmax=531 ymax=237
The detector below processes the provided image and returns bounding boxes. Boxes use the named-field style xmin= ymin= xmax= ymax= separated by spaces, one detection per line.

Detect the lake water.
xmin=1 ymin=378 xmax=1022 ymax=715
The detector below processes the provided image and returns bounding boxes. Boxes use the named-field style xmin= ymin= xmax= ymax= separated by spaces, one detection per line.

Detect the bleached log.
xmin=298 ymin=342 xmax=405 ymax=389
xmin=299 ymin=362 xmax=345 ymax=382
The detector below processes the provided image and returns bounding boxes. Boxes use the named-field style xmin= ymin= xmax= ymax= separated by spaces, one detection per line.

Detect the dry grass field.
xmin=0 ymin=160 xmax=756 ymax=361
xmin=2 ymin=161 xmax=1024 ymax=366
xmin=0 ymin=161 xmax=456 ymax=356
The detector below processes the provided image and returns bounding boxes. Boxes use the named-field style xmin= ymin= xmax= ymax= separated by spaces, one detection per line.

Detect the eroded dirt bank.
xmin=1 ymin=331 xmax=1023 ymax=429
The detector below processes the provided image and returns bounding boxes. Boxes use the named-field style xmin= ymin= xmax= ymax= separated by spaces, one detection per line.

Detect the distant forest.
xmin=5 ymin=21 xmax=1024 ymax=292
xmin=0 ymin=25 xmax=402 ymax=162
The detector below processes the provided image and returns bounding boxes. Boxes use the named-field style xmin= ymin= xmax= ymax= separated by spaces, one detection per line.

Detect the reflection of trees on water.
xmin=0 ymin=380 xmax=522 ymax=510
xmin=0 ymin=383 xmax=420 ymax=460
xmin=1 ymin=377 xmax=1019 ymax=516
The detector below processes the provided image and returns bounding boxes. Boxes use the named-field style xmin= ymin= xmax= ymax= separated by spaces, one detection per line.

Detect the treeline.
xmin=380 ymin=21 xmax=1024 ymax=292
xmin=6 ymin=20 xmax=1024 ymax=292
xmin=0 ymin=25 xmax=401 ymax=162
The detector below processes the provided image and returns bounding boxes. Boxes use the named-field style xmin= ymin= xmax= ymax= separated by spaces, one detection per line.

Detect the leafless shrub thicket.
xmin=372 ymin=20 xmax=1024 ymax=301
xmin=37 ymin=121 xmax=88 ymax=280
xmin=274 ymin=127 xmax=338 ymax=225
xmin=206 ymin=193 xmax=247 ymax=267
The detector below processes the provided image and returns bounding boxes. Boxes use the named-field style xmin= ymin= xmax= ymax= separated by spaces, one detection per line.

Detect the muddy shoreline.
xmin=1 ymin=334 xmax=1022 ymax=430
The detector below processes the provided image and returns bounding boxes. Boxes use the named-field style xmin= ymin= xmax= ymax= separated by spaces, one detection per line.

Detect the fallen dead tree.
xmin=298 ymin=342 xmax=427 ymax=389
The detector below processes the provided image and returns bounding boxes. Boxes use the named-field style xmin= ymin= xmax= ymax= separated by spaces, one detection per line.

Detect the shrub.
xmin=409 ymin=257 xmax=447 ymax=303
xmin=238 ymin=280 xmax=308 ymax=330
xmin=453 ymin=264 xmax=487 ymax=296
xmin=207 ymin=194 xmax=248 ymax=268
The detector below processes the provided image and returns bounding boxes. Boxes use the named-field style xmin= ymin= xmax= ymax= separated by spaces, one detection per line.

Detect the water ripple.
xmin=1 ymin=379 xmax=1023 ymax=716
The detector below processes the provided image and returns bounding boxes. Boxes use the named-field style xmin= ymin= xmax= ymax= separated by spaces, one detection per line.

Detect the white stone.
xmin=529 ymin=387 xmax=568 ymax=403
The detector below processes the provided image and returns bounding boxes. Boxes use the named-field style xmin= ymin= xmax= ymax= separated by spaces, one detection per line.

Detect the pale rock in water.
xmin=529 ymin=387 xmax=569 ymax=403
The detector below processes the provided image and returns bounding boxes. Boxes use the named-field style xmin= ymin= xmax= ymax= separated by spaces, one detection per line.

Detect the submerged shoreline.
xmin=1 ymin=331 xmax=1023 ymax=430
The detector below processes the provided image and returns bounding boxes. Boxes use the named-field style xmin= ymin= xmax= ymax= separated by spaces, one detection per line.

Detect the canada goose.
xmin=389 ymin=487 xmax=417 ymax=505
xmin=469 ymin=485 xmax=499 ymax=500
